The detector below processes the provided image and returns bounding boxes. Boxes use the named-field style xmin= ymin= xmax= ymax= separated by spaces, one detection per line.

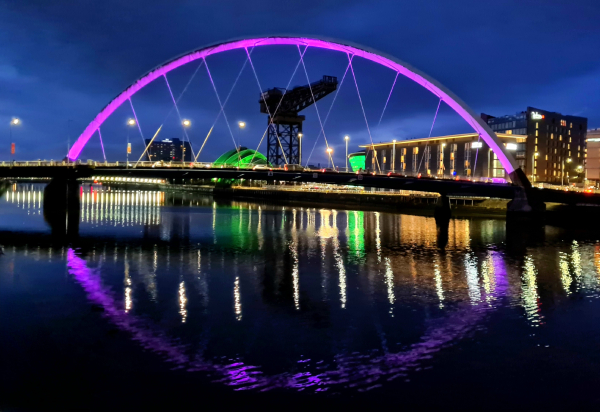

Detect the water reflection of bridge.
xmin=2 ymin=191 xmax=599 ymax=392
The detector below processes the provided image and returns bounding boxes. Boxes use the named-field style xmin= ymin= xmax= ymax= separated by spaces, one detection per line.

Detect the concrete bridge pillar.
xmin=434 ymin=194 xmax=451 ymax=225
xmin=506 ymin=187 xmax=546 ymax=223
xmin=43 ymin=178 xmax=80 ymax=238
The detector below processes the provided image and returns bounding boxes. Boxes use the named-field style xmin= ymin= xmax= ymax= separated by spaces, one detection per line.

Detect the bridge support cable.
xmin=348 ymin=54 xmax=380 ymax=173
xmin=473 ymin=134 xmax=482 ymax=178
xmin=245 ymin=47 xmax=289 ymax=165
xmin=417 ymin=98 xmax=442 ymax=175
xmin=193 ymin=52 xmax=251 ymax=162
xmin=297 ymin=45 xmax=334 ymax=168
xmin=303 ymin=55 xmax=352 ymax=168
xmin=377 ymin=71 xmax=400 ymax=127
xmin=135 ymin=125 xmax=163 ymax=168
xmin=194 ymin=126 xmax=214 ymax=163
xmin=128 ymin=98 xmax=150 ymax=161
xmin=203 ymin=58 xmax=243 ymax=165
xmin=163 ymin=74 xmax=197 ymax=162
xmin=97 ymin=127 xmax=107 ymax=162
xmin=250 ymin=46 xmax=308 ymax=165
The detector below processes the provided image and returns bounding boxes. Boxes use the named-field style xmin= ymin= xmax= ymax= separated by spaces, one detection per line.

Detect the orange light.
xmin=417 ymin=173 xmax=422 ymax=178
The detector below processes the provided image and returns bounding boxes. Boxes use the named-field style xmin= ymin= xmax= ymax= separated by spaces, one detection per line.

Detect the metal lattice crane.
xmin=259 ymin=75 xmax=338 ymax=166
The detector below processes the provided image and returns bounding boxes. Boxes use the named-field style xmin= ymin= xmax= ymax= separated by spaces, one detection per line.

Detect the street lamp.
xmin=532 ymin=152 xmax=539 ymax=183
xmin=181 ymin=120 xmax=191 ymax=165
xmin=326 ymin=147 xmax=333 ymax=168
xmin=238 ymin=121 xmax=246 ymax=129
xmin=127 ymin=118 xmax=136 ymax=168
xmin=392 ymin=139 xmax=397 ymax=173
xmin=9 ymin=117 xmax=20 ymax=160
xmin=344 ymin=135 xmax=349 ymax=172
xmin=562 ymin=157 xmax=572 ymax=187
xmin=298 ymin=133 xmax=303 ymax=165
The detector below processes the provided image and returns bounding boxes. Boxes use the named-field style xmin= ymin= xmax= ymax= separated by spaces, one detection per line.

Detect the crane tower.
xmin=259 ymin=75 xmax=338 ymax=166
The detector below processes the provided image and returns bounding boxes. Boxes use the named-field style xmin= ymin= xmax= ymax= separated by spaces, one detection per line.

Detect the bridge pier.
xmin=434 ymin=194 xmax=451 ymax=225
xmin=506 ymin=187 xmax=546 ymax=223
xmin=43 ymin=178 xmax=80 ymax=238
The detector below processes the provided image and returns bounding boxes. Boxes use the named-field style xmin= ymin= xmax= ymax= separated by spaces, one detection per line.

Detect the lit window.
xmin=570 ymin=122 xmax=573 ymax=128
xmin=559 ymin=135 xmax=562 ymax=141
xmin=535 ymin=138 xmax=538 ymax=144
xmin=536 ymin=123 xmax=539 ymax=129
xmin=551 ymin=133 xmax=554 ymax=139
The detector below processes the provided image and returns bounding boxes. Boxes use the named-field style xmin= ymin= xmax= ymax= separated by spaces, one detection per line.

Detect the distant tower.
xmin=259 ymin=75 xmax=338 ymax=166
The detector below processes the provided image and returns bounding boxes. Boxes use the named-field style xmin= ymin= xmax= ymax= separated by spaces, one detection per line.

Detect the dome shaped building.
xmin=213 ymin=147 xmax=269 ymax=168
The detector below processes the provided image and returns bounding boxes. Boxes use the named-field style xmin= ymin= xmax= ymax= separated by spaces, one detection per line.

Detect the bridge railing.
xmin=0 ymin=160 xmax=215 ymax=169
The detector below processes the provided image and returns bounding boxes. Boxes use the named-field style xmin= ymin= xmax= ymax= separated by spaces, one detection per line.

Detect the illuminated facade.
xmin=361 ymin=132 xmax=523 ymax=179
xmin=146 ymin=138 xmax=192 ymax=162
xmin=586 ymin=129 xmax=600 ymax=185
xmin=482 ymin=107 xmax=587 ymax=184
xmin=348 ymin=152 xmax=366 ymax=172
xmin=213 ymin=147 xmax=269 ymax=167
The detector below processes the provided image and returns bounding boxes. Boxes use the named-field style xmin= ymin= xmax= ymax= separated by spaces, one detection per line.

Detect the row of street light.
xmin=7 ymin=116 xmax=352 ymax=168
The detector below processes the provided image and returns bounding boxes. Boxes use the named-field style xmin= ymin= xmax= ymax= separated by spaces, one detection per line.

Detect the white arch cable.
xmin=348 ymin=54 xmax=379 ymax=173
xmin=245 ymin=47 xmax=289 ymax=165
xmin=297 ymin=45 xmax=334 ymax=168
xmin=417 ymin=98 xmax=442 ymax=174
xmin=378 ymin=71 xmax=400 ymax=127
xmin=128 ymin=98 xmax=147 ymax=160
xmin=163 ymin=74 xmax=196 ymax=161
xmin=194 ymin=51 xmax=250 ymax=162
xmin=203 ymin=58 xmax=242 ymax=164
xmin=303 ymin=57 xmax=352 ymax=168
xmin=250 ymin=45 xmax=308 ymax=164
xmin=97 ymin=127 xmax=107 ymax=162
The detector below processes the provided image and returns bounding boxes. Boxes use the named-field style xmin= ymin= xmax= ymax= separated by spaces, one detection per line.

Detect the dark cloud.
xmin=1 ymin=0 xmax=599 ymax=163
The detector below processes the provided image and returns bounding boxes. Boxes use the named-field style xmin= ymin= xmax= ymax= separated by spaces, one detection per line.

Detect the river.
xmin=2 ymin=183 xmax=600 ymax=409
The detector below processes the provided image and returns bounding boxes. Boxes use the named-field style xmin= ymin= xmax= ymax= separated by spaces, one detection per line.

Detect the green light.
xmin=213 ymin=147 xmax=269 ymax=168
xmin=348 ymin=152 xmax=366 ymax=172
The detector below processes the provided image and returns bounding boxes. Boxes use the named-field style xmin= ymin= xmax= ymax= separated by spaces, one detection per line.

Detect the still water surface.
xmin=2 ymin=184 xmax=600 ymax=409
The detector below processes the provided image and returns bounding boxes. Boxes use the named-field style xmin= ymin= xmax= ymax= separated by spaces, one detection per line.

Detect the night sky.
xmin=2 ymin=0 xmax=599 ymax=165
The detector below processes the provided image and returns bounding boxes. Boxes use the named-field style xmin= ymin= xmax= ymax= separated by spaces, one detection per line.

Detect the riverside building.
xmin=361 ymin=107 xmax=587 ymax=184
xmin=145 ymin=138 xmax=192 ymax=162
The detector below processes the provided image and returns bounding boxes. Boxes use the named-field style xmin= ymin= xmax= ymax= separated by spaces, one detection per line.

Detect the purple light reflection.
xmin=66 ymin=248 xmax=500 ymax=393
xmin=68 ymin=37 xmax=517 ymax=175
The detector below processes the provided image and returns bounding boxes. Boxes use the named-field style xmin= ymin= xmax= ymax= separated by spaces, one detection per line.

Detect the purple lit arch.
xmin=69 ymin=36 xmax=525 ymax=182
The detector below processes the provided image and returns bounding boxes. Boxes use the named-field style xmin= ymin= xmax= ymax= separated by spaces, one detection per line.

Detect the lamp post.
xmin=127 ymin=118 xmax=136 ymax=168
xmin=532 ymin=152 xmax=539 ymax=183
xmin=326 ymin=147 xmax=333 ymax=169
xmin=344 ymin=135 xmax=349 ymax=172
xmin=10 ymin=118 xmax=20 ymax=161
xmin=392 ymin=139 xmax=397 ymax=173
xmin=562 ymin=157 xmax=572 ymax=187
xmin=298 ymin=133 xmax=303 ymax=165
xmin=182 ymin=119 xmax=191 ymax=165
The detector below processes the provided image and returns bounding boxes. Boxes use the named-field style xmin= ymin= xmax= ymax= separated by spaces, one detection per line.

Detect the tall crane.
xmin=259 ymin=75 xmax=338 ymax=166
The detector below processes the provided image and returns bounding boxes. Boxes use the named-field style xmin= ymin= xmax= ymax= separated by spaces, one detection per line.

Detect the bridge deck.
xmin=1 ymin=165 xmax=599 ymax=205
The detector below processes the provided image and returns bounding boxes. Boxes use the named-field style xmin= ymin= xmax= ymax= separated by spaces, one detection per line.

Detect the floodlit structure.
xmin=67 ymin=36 xmax=528 ymax=187
xmin=213 ymin=147 xmax=269 ymax=168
